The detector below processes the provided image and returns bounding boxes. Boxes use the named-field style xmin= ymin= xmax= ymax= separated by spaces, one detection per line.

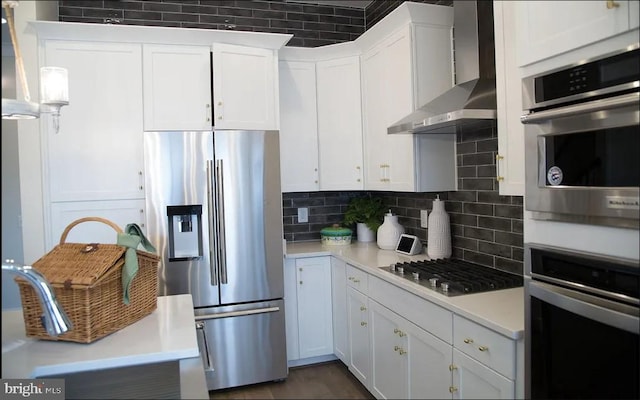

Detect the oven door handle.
xmin=520 ymin=92 xmax=639 ymax=124
xmin=528 ymin=279 xmax=639 ymax=334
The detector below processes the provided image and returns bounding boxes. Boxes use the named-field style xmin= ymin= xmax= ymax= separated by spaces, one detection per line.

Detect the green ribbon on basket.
xmin=116 ymin=224 xmax=157 ymax=305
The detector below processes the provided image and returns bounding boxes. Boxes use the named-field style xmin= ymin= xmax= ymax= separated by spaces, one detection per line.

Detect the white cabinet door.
xmin=295 ymin=257 xmax=334 ymax=359
xmin=493 ymin=0 xmax=525 ymax=195
xmin=283 ymin=258 xmax=300 ymax=361
xmin=278 ymin=60 xmax=319 ymax=192
xmin=452 ymin=349 xmax=514 ymax=400
xmin=142 ymin=44 xmax=212 ymax=131
xmin=515 ymin=1 xmax=632 ymax=66
xmin=43 ymin=40 xmax=144 ymax=203
xmin=212 ymin=43 xmax=278 ymax=130
xmin=362 ymin=26 xmax=414 ymax=191
xmin=331 ymin=257 xmax=350 ymax=365
xmin=406 ymin=317 xmax=453 ymax=399
xmin=369 ymin=300 xmax=409 ymax=400
xmin=49 ymin=199 xmax=147 ymax=250
xmin=317 ymin=55 xmax=364 ymax=191
xmin=347 ymin=286 xmax=370 ymax=387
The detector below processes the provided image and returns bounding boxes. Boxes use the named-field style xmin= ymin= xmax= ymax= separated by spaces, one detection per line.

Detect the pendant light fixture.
xmin=2 ymin=0 xmax=69 ymax=133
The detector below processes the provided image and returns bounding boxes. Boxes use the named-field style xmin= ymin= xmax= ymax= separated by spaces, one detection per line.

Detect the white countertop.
xmin=2 ymin=294 xmax=201 ymax=379
xmin=286 ymin=241 xmax=524 ymax=340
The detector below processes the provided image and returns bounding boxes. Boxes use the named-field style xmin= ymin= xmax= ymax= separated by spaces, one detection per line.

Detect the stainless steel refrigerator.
xmin=143 ymin=130 xmax=287 ymax=391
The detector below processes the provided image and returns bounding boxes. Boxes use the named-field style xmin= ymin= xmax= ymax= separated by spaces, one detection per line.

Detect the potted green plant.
xmin=343 ymin=196 xmax=386 ymax=242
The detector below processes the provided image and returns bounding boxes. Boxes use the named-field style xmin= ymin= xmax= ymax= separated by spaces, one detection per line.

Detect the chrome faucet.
xmin=2 ymin=259 xmax=73 ymax=336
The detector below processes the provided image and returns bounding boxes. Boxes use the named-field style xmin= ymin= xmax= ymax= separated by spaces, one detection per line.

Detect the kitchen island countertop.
xmin=286 ymin=241 xmax=524 ymax=340
xmin=2 ymin=294 xmax=207 ymax=399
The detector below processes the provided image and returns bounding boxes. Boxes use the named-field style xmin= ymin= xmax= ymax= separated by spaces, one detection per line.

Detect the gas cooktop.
xmin=383 ymin=259 xmax=523 ymax=296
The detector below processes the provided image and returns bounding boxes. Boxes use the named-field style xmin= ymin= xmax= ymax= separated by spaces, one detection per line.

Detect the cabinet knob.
xmin=478 ymin=346 xmax=489 ymax=352
xmin=218 ymin=101 xmax=223 ymax=106
xmin=299 ymin=267 xmax=303 ymax=271
xmin=357 ymin=179 xmax=361 ymax=182
xmin=348 ymin=276 xmax=354 ymax=281
xmin=217 ymin=116 xmax=223 ymax=120
xmin=463 ymin=338 xmax=474 ymax=344
xmin=356 ymin=166 xmax=361 ymax=170
xmin=449 ymin=364 xmax=458 ymax=371
xmin=206 ymin=104 xmax=211 ymax=108
xmin=139 ymin=185 xmax=144 ymax=190
xmin=360 ymin=321 xmax=367 ymax=327
xmin=399 ymin=348 xmax=406 ymax=355
xmin=449 ymin=386 xmax=458 ymax=393
xmin=352 ymin=279 xmax=360 ymax=283
xmin=360 ymin=306 xmax=367 ymax=311
xmin=299 ymin=280 xmax=303 ymax=285
xmin=398 ymin=331 xmax=406 ymax=337
xmin=606 ymin=0 xmax=620 ymax=8
xmin=394 ymin=345 xmax=400 ymax=351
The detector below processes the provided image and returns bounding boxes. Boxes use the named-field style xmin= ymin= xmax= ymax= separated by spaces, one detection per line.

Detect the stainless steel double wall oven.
xmin=521 ymin=45 xmax=640 ymax=399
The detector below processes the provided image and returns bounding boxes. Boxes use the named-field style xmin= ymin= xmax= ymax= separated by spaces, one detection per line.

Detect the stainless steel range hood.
xmin=388 ymin=0 xmax=496 ymax=134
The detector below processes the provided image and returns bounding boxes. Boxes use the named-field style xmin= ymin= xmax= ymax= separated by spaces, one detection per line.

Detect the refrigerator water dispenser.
xmin=167 ymin=205 xmax=203 ymax=261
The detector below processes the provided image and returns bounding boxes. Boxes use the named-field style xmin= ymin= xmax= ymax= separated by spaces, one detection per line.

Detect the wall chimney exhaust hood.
xmin=388 ymin=0 xmax=496 ymax=135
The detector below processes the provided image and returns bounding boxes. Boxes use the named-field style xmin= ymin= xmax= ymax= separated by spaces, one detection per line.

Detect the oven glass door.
xmin=527 ymin=280 xmax=639 ymax=399
xmin=544 ymin=125 xmax=640 ymax=187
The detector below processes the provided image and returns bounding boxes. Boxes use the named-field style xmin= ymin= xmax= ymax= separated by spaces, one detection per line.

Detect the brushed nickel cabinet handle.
xmin=478 ymin=346 xmax=489 ymax=352
xmin=464 ymin=338 xmax=474 ymax=344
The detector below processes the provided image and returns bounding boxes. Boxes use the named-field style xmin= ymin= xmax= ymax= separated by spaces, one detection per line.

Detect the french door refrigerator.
xmin=144 ymin=130 xmax=287 ymax=391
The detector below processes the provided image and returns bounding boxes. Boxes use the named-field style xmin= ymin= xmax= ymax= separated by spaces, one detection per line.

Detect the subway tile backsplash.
xmin=58 ymin=0 xmax=523 ymax=274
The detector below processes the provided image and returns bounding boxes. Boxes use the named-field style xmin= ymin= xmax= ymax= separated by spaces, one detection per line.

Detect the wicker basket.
xmin=16 ymin=217 xmax=160 ymax=344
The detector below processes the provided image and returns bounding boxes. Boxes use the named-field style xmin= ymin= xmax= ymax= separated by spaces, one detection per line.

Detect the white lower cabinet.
xmin=331 ymin=257 xmax=349 ymax=365
xmin=284 ymin=257 xmax=334 ymax=364
xmin=452 ymin=349 xmax=514 ymax=399
xmin=369 ymin=299 xmax=452 ymax=399
xmin=347 ymin=285 xmax=370 ymax=386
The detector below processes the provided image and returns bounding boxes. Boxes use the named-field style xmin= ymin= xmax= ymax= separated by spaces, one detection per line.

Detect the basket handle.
xmin=59 ymin=217 xmax=124 ymax=244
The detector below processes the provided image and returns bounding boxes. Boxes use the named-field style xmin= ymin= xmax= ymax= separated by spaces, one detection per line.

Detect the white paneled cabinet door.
xmin=295 ymin=257 xmax=334 ymax=359
xmin=331 ymin=257 xmax=350 ymax=365
xmin=347 ymin=286 xmax=370 ymax=387
xmin=493 ymin=0 xmax=524 ymax=195
xmin=142 ymin=44 xmax=212 ymax=131
xmin=283 ymin=258 xmax=300 ymax=361
xmin=370 ymin=300 xmax=409 ymax=399
xmin=278 ymin=60 xmax=319 ymax=192
xmin=361 ymin=26 xmax=417 ymax=191
xmin=452 ymin=349 xmax=514 ymax=399
xmin=49 ymin=200 xmax=146 ymax=249
xmin=212 ymin=43 xmax=278 ymax=130
xmin=43 ymin=40 xmax=144 ymax=203
xmin=317 ymin=55 xmax=364 ymax=190
xmin=406 ymin=317 xmax=453 ymax=399
xmin=515 ymin=0 xmax=632 ymax=66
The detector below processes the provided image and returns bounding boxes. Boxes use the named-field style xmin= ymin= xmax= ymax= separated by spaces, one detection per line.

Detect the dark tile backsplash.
xmin=57 ymin=0 xmax=523 ymax=274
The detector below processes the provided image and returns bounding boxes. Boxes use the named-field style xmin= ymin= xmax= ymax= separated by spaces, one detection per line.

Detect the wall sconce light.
xmin=2 ymin=0 xmax=69 ymax=133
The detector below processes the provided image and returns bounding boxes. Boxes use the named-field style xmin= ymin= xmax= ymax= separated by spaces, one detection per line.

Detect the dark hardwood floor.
xmin=209 ymin=361 xmax=374 ymax=399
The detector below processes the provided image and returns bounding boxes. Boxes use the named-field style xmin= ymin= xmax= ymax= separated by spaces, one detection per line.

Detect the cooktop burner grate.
xmin=382 ymin=259 xmax=523 ymax=296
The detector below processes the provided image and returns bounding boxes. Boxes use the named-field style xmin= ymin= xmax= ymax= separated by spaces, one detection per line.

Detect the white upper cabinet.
xmin=493 ymin=0 xmax=525 ymax=195
xmin=212 ymin=43 xmax=278 ymax=130
xmin=43 ymin=40 xmax=145 ymax=203
xmin=317 ymin=55 xmax=364 ymax=191
xmin=143 ymin=44 xmax=212 ymax=131
xmin=360 ymin=8 xmax=455 ymax=192
xmin=515 ymin=0 xmax=637 ymax=67
xmin=361 ymin=26 xmax=415 ymax=191
xmin=278 ymin=60 xmax=319 ymax=192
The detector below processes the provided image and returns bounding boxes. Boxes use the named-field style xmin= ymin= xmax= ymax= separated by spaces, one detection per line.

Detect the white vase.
xmin=377 ymin=211 xmax=404 ymax=250
xmin=427 ymin=195 xmax=451 ymax=259
xmin=356 ymin=222 xmax=375 ymax=242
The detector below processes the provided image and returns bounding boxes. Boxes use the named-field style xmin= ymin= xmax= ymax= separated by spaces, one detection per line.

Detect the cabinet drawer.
xmin=346 ymin=264 xmax=368 ymax=294
xmin=453 ymin=315 xmax=515 ymax=380
xmin=368 ymin=275 xmax=452 ymax=344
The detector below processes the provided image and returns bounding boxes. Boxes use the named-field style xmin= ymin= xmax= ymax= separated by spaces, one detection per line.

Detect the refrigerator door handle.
xmin=194 ymin=306 xmax=281 ymax=321
xmin=206 ymin=160 xmax=219 ymax=286
xmin=195 ymin=321 xmax=213 ymax=371
xmin=215 ymin=159 xmax=228 ymax=284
